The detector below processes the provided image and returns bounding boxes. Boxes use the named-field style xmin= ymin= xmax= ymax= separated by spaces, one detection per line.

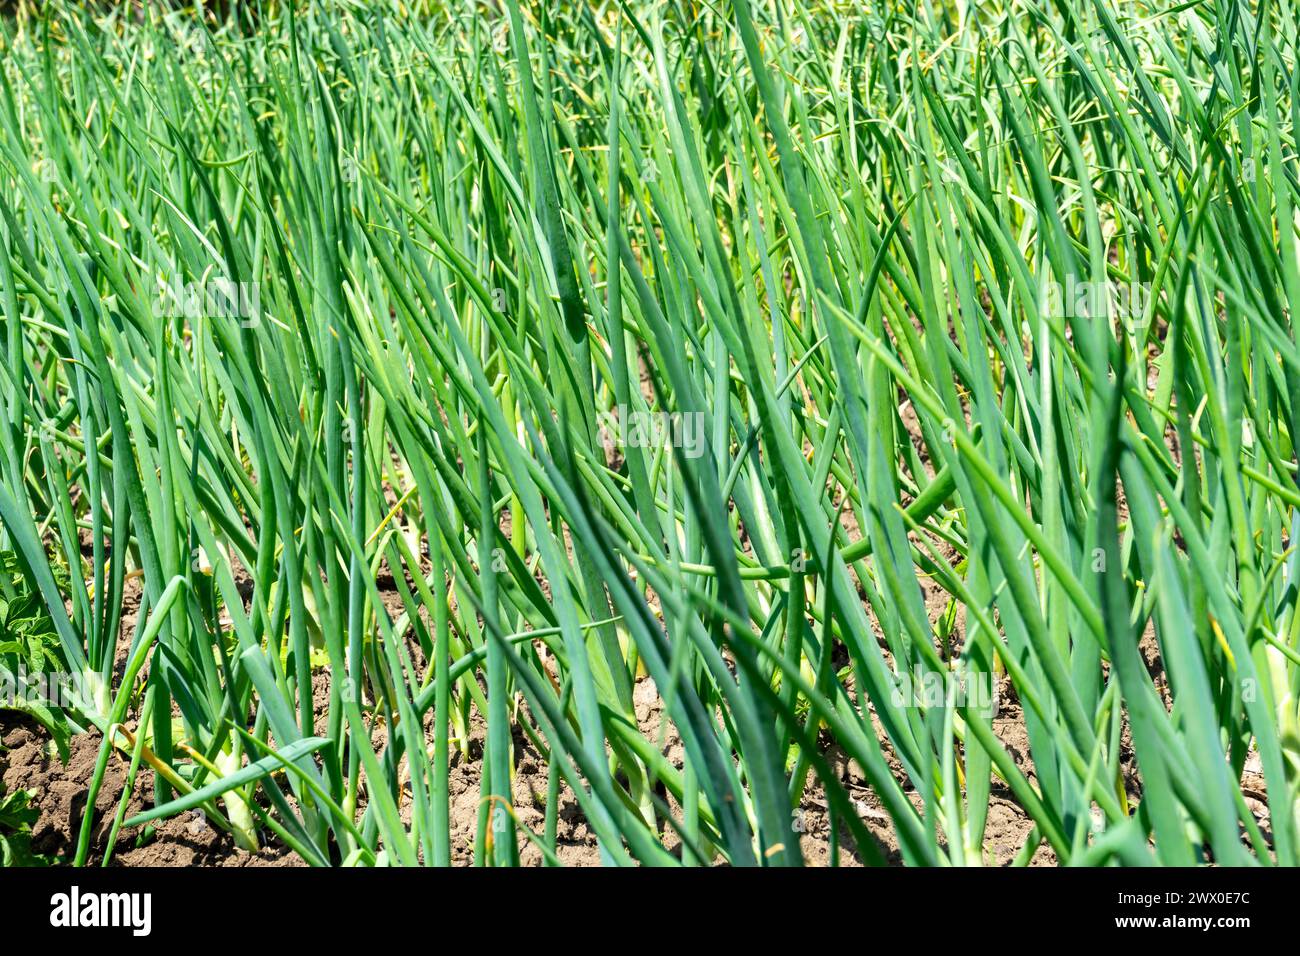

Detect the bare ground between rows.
xmin=0 ymin=699 xmax=1055 ymax=867
xmin=1 ymin=582 xmax=1105 ymax=869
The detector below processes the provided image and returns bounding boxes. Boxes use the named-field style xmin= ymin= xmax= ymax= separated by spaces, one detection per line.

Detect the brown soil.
xmin=0 ymin=666 xmax=1050 ymax=868
xmin=0 ymin=718 xmax=301 ymax=867
xmin=0 ymin=424 xmax=1201 ymax=868
xmin=0 ymin=515 xmax=1084 ymax=868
